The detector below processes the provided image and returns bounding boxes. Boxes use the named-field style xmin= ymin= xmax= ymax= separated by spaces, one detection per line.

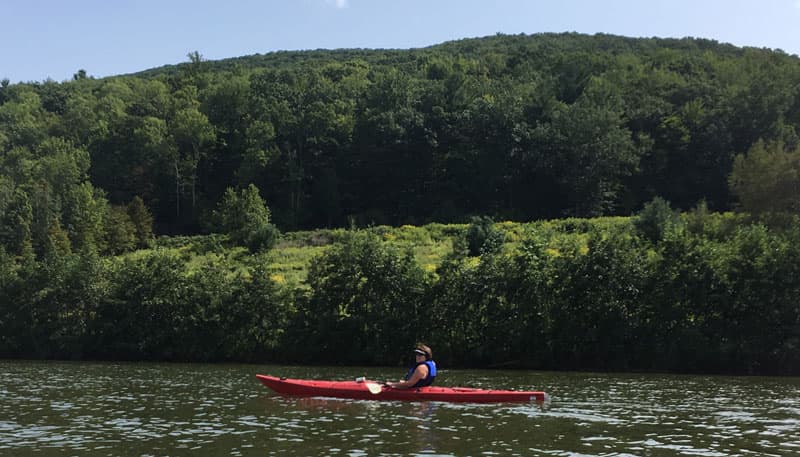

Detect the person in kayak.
xmin=386 ymin=344 xmax=437 ymax=389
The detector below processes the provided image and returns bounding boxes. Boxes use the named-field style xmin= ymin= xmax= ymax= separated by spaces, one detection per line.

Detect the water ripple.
xmin=1 ymin=361 xmax=799 ymax=456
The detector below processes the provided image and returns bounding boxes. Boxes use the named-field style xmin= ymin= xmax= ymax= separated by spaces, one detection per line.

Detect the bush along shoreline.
xmin=1 ymin=212 xmax=798 ymax=376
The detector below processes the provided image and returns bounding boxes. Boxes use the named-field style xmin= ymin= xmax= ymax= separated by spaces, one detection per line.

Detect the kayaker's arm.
xmin=386 ymin=364 xmax=428 ymax=389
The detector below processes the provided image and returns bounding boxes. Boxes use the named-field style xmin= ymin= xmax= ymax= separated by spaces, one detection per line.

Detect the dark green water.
xmin=1 ymin=361 xmax=799 ymax=456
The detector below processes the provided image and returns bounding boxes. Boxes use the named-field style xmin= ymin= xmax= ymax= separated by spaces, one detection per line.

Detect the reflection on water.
xmin=0 ymin=361 xmax=798 ymax=456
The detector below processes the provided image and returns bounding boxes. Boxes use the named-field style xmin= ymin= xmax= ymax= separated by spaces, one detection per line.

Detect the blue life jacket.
xmin=404 ymin=360 xmax=437 ymax=387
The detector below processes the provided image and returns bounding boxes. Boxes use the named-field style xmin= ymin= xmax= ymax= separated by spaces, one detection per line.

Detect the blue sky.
xmin=3 ymin=0 xmax=800 ymax=83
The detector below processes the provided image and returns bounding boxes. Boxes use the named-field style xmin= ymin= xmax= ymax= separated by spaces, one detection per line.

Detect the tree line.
xmin=2 ymin=33 xmax=798 ymax=236
xmin=1 ymin=211 xmax=799 ymax=375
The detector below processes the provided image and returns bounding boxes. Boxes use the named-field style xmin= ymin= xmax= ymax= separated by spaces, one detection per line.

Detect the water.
xmin=1 ymin=361 xmax=799 ymax=456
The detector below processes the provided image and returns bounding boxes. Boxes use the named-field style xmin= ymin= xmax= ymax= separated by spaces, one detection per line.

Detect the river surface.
xmin=1 ymin=361 xmax=799 ymax=456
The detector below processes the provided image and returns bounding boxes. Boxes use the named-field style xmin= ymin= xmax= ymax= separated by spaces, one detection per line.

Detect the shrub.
xmin=245 ymin=222 xmax=280 ymax=253
xmin=633 ymin=197 xmax=682 ymax=243
xmin=463 ymin=216 xmax=505 ymax=256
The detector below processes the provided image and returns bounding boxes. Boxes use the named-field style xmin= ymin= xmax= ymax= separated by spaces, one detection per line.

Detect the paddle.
xmin=356 ymin=376 xmax=383 ymax=394
xmin=365 ymin=382 xmax=382 ymax=394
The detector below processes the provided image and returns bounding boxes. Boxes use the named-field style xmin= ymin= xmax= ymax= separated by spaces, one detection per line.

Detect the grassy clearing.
xmin=132 ymin=219 xmax=638 ymax=286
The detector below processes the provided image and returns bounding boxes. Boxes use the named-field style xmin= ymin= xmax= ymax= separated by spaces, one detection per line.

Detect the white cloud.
xmin=796 ymin=0 xmax=800 ymax=9
xmin=325 ymin=0 xmax=349 ymax=8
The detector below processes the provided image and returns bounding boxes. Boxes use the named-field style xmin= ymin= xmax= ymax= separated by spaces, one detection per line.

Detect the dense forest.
xmin=1 ymin=33 xmax=800 ymax=374
xmin=3 ymin=33 xmax=799 ymax=234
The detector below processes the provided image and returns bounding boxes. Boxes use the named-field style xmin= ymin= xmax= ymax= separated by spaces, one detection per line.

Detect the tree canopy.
xmin=1 ymin=33 xmax=797 ymax=238
xmin=729 ymin=140 xmax=800 ymax=216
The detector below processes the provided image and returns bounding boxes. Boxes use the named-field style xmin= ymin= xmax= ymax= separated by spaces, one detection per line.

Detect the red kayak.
xmin=256 ymin=374 xmax=547 ymax=403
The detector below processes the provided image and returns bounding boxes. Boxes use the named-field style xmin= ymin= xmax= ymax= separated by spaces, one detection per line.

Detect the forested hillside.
xmin=2 ymin=33 xmax=800 ymax=373
xmin=2 ymin=33 xmax=798 ymax=238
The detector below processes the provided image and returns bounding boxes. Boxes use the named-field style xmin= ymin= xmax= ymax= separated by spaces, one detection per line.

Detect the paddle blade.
xmin=365 ymin=382 xmax=382 ymax=394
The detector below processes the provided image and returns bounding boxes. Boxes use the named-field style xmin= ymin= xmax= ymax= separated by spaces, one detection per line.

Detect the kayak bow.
xmin=256 ymin=374 xmax=547 ymax=403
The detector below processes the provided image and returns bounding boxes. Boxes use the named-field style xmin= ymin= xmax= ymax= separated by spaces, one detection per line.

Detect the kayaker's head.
xmin=414 ymin=344 xmax=432 ymax=361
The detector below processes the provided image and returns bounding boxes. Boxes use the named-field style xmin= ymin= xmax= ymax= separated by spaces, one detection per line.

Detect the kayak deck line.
xmin=256 ymin=374 xmax=547 ymax=403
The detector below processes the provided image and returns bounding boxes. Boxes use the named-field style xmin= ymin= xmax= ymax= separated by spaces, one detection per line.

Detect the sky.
xmin=2 ymin=0 xmax=800 ymax=83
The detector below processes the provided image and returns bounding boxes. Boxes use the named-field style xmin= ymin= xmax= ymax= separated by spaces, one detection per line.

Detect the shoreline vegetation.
xmin=2 ymin=33 xmax=800 ymax=375
xmin=2 ymin=213 xmax=799 ymax=375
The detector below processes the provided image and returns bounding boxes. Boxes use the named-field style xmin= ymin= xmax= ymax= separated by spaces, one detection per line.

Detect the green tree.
xmin=249 ymin=67 xmax=357 ymax=228
xmin=26 ymin=252 xmax=105 ymax=358
xmin=461 ymin=216 xmax=505 ymax=256
xmin=45 ymin=215 xmax=72 ymax=257
xmin=533 ymin=76 xmax=641 ymax=216
xmin=0 ymin=87 xmax=52 ymax=148
xmin=92 ymin=251 xmax=189 ymax=360
xmin=171 ymin=104 xmax=215 ymax=215
xmin=728 ymin=139 xmax=800 ymax=215
xmin=0 ymin=187 xmax=34 ymax=257
xmin=545 ymin=229 xmax=650 ymax=370
xmin=633 ymin=197 xmax=683 ymax=244
xmin=303 ymin=231 xmax=429 ymax=364
xmin=60 ymin=91 xmax=100 ymax=144
xmin=428 ymin=251 xmax=522 ymax=366
xmin=182 ymin=261 xmax=294 ymax=361
xmin=130 ymin=115 xmax=175 ymax=219
xmin=237 ymin=120 xmax=278 ymax=185
xmin=0 ymin=246 xmax=23 ymax=355
xmin=103 ymin=205 xmax=136 ymax=255
xmin=126 ymin=196 xmax=154 ymax=248
xmin=214 ymin=184 xmax=279 ymax=252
